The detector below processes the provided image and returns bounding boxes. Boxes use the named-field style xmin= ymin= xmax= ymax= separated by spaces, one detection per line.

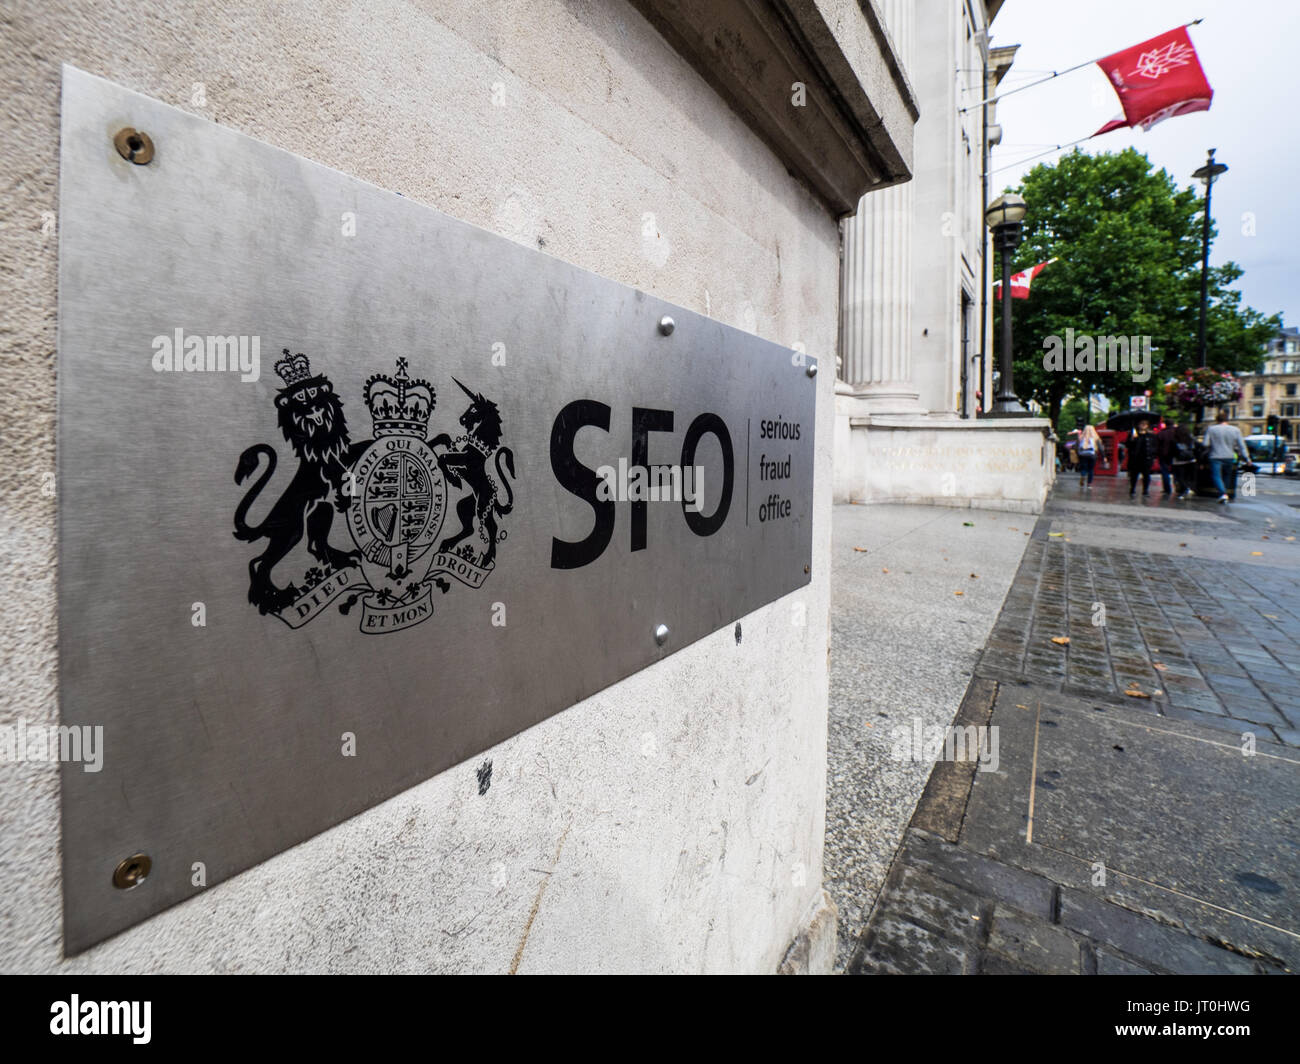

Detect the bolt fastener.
xmin=112 ymin=853 xmax=152 ymax=890
xmin=659 ymin=316 xmax=675 ymax=336
xmin=113 ymin=127 xmax=154 ymax=165
xmin=654 ymin=623 xmax=669 ymax=646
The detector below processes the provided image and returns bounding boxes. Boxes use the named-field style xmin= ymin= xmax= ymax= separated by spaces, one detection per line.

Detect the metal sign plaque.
xmin=56 ymin=66 xmax=815 ymax=952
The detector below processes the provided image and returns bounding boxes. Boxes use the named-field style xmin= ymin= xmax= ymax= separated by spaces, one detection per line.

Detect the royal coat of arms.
xmin=233 ymin=350 xmax=514 ymax=632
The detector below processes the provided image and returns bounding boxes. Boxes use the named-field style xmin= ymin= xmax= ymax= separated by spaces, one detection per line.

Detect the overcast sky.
xmin=988 ymin=0 xmax=1298 ymax=330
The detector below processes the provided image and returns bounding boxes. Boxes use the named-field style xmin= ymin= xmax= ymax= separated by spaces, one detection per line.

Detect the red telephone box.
xmin=1095 ymin=428 xmax=1119 ymax=476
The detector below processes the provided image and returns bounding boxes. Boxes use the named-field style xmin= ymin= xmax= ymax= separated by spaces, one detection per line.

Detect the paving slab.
xmin=845 ymin=473 xmax=1300 ymax=976
xmin=962 ymin=690 xmax=1299 ymax=936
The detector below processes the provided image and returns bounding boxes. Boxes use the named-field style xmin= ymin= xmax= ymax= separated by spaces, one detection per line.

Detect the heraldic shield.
xmin=232 ymin=351 xmax=514 ymax=633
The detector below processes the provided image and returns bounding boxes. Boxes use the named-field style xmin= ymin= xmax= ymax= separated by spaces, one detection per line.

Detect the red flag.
xmin=993 ymin=259 xmax=1055 ymax=300
xmin=1094 ymin=26 xmax=1212 ymax=134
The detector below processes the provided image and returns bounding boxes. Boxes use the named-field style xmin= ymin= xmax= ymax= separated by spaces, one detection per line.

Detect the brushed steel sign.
xmin=56 ymin=66 xmax=816 ymax=952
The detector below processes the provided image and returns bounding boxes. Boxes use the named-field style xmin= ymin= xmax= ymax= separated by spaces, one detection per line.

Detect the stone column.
xmin=838 ymin=0 xmax=925 ymax=414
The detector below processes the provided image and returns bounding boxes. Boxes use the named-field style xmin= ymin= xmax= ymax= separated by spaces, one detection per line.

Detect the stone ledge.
xmin=835 ymin=417 xmax=1057 ymax=510
xmin=849 ymin=415 xmax=1053 ymax=434
xmin=628 ymin=0 xmax=916 ymax=215
xmin=857 ymin=495 xmax=1046 ymax=514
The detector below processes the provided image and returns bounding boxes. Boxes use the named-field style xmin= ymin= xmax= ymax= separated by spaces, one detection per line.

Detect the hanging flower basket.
xmin=1163 ymin=368 xmax=1242 ymax=411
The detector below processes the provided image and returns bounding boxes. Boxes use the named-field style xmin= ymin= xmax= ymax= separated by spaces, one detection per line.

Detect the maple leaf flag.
xmin=1094 ymin=25 xmax=1213 ymax=135
xmin=993 ymin=259 xmax=1056 ymax=300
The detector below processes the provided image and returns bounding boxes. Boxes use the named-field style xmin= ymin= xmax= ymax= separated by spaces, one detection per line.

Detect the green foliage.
xmin=1056 ymin=396 xmax=1098 ymax=436
xmin=992 ymin=148 xmax=1279 ymax=425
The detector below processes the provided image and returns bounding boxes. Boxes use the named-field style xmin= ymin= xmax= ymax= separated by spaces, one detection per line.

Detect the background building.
xmin=1227 ymin=326 xmax=1300 ymax=442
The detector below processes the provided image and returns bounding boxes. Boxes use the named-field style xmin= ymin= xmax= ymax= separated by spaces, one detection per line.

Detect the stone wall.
xmin=0 ymin=0 xmax=867 ymax=973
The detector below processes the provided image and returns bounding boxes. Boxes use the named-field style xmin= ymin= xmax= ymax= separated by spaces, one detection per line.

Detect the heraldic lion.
xmin=233 ymin=351 xmax=363 ymax=614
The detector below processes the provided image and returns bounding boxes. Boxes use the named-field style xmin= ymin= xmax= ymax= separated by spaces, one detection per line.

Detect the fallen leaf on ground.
xmin=963 ymin=522 xmax=974 ymax=527
xmin=1263 ymin=613 xmax=1278 ymax=619
xmin=954 ymin=590 xmax=964 ymax=596
xmin=1153 ymin=663 xmax=1168 ymax=671
xmin=1009 ymin=527 xmax=1019 ymax=531
xmin=970 ymin=573 xmax=978 ymax=579
xmin=1124 ymin=688 xmax=1151 ymax=700
xmin=1048 ymin=532 xmax=1064 ymax=537
xmin=853 ymin=547 xmax=868 ymax=552
xmin=881 ymin=568 xmax=889 ymax=573
xmin=1179 ymin=542 xmax=1188 ymax=547
xmin=1287 ymin=536 xmax=1296 ymax=542
xmin=1015 ymin=704 xmax=1029 ymax=710
xmin=1050 ymin=636 xmax=1070 ymax=645
xmin=864 ymin=721 xmax=873 ymax=728
xmin=1251 ymin=551 xmax=1263 ymax=556
xmin=1262 ymin=536 xmax=1270 ymax=540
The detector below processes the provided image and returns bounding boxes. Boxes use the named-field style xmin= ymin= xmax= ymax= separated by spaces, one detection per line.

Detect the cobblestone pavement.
xmin=848 ymin=473 xmax=1300 ymax=975
xmin=980 ymin=473 xmax=1300 ymax=746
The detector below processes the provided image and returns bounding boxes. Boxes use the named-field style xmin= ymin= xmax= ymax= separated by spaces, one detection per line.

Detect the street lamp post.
xmin=985 ymin=193 xmax=1030 ymax=417
xmin=1191 ymin=148 xmax=1228 ymax=370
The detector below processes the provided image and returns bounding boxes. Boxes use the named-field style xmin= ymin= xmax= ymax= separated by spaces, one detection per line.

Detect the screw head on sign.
xmin=113 ymin=128 xmax=155 ymax=165
xmin=654 ymin=623 xmax=669 ymax=646
xmin=806 ymin=364 xmax=818 ymax=378
xmin=658 ymin=316 xmax=675 ymax=336
xmin=112 ymin=853 xmax=152 ymax=890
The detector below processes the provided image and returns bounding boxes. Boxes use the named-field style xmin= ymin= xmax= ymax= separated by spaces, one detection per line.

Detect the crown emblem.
xmin=365 ymin=358 xmax=435 ymax=438
xmin=274 ymin=349 xmax=315 ymax=387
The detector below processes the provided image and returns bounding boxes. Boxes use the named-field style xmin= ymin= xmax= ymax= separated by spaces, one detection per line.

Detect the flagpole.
xmin=960 ymin=18 xmax=1203 ymax=114
xmin=984 ymin=137 xmax=1096 ymax=178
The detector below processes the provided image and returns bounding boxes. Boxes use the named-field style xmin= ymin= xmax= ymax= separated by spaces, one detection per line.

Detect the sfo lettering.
xmin=550 ymin=400 xmax=734 ymax=569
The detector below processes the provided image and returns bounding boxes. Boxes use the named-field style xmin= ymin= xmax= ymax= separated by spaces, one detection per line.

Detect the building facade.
xmin=1227 ymin=326 xmax=1300 ymax=443
xmin=2 ymin=0 xmax=915 ymax=973
xmin=834 ymin=0 xmax=1055 ymax=512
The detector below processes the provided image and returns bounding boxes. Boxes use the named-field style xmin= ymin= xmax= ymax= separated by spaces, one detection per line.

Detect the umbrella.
xmin=1105 ymin=411 xmax=1160 ymax=433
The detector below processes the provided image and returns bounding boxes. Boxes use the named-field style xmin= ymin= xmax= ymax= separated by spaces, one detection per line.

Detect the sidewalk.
xmin=827 ymin=502 xmax=1033 ymax=970
xmin=843 ymin=470 xmax=1300 ymax=974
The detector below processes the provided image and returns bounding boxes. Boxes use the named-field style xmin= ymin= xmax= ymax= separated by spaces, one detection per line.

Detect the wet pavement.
xmin=845 ymin=470 xmax=1300 ymax=974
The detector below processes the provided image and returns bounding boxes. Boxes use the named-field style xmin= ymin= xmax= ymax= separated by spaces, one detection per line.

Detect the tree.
xmin=1056 ymin=396 xmax=1099 ymax=437
xmin=992 ymin=149 xmax=1279 ymax=426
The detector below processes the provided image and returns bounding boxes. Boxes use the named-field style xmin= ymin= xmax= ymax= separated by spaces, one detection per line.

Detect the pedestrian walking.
xmin=1077 ymin=423 xmax=1102 ymax=489
xmin=1169 ymin=421 xmax=1197 ymax=499
xmin=1126 ymin=419 xmax=1158 ymax=497
xmin=1154 ymin=418 xmax=1177 ymax=495
xmin=1204 ymin=408 xmax=1248 ymax=503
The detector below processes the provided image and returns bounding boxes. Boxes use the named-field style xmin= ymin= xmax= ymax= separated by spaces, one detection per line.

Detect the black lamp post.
xmin=985 ymin=193 xmax=1030 ymax=417
xmin=1191 ymin=148 xmax=1227 ymax=370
